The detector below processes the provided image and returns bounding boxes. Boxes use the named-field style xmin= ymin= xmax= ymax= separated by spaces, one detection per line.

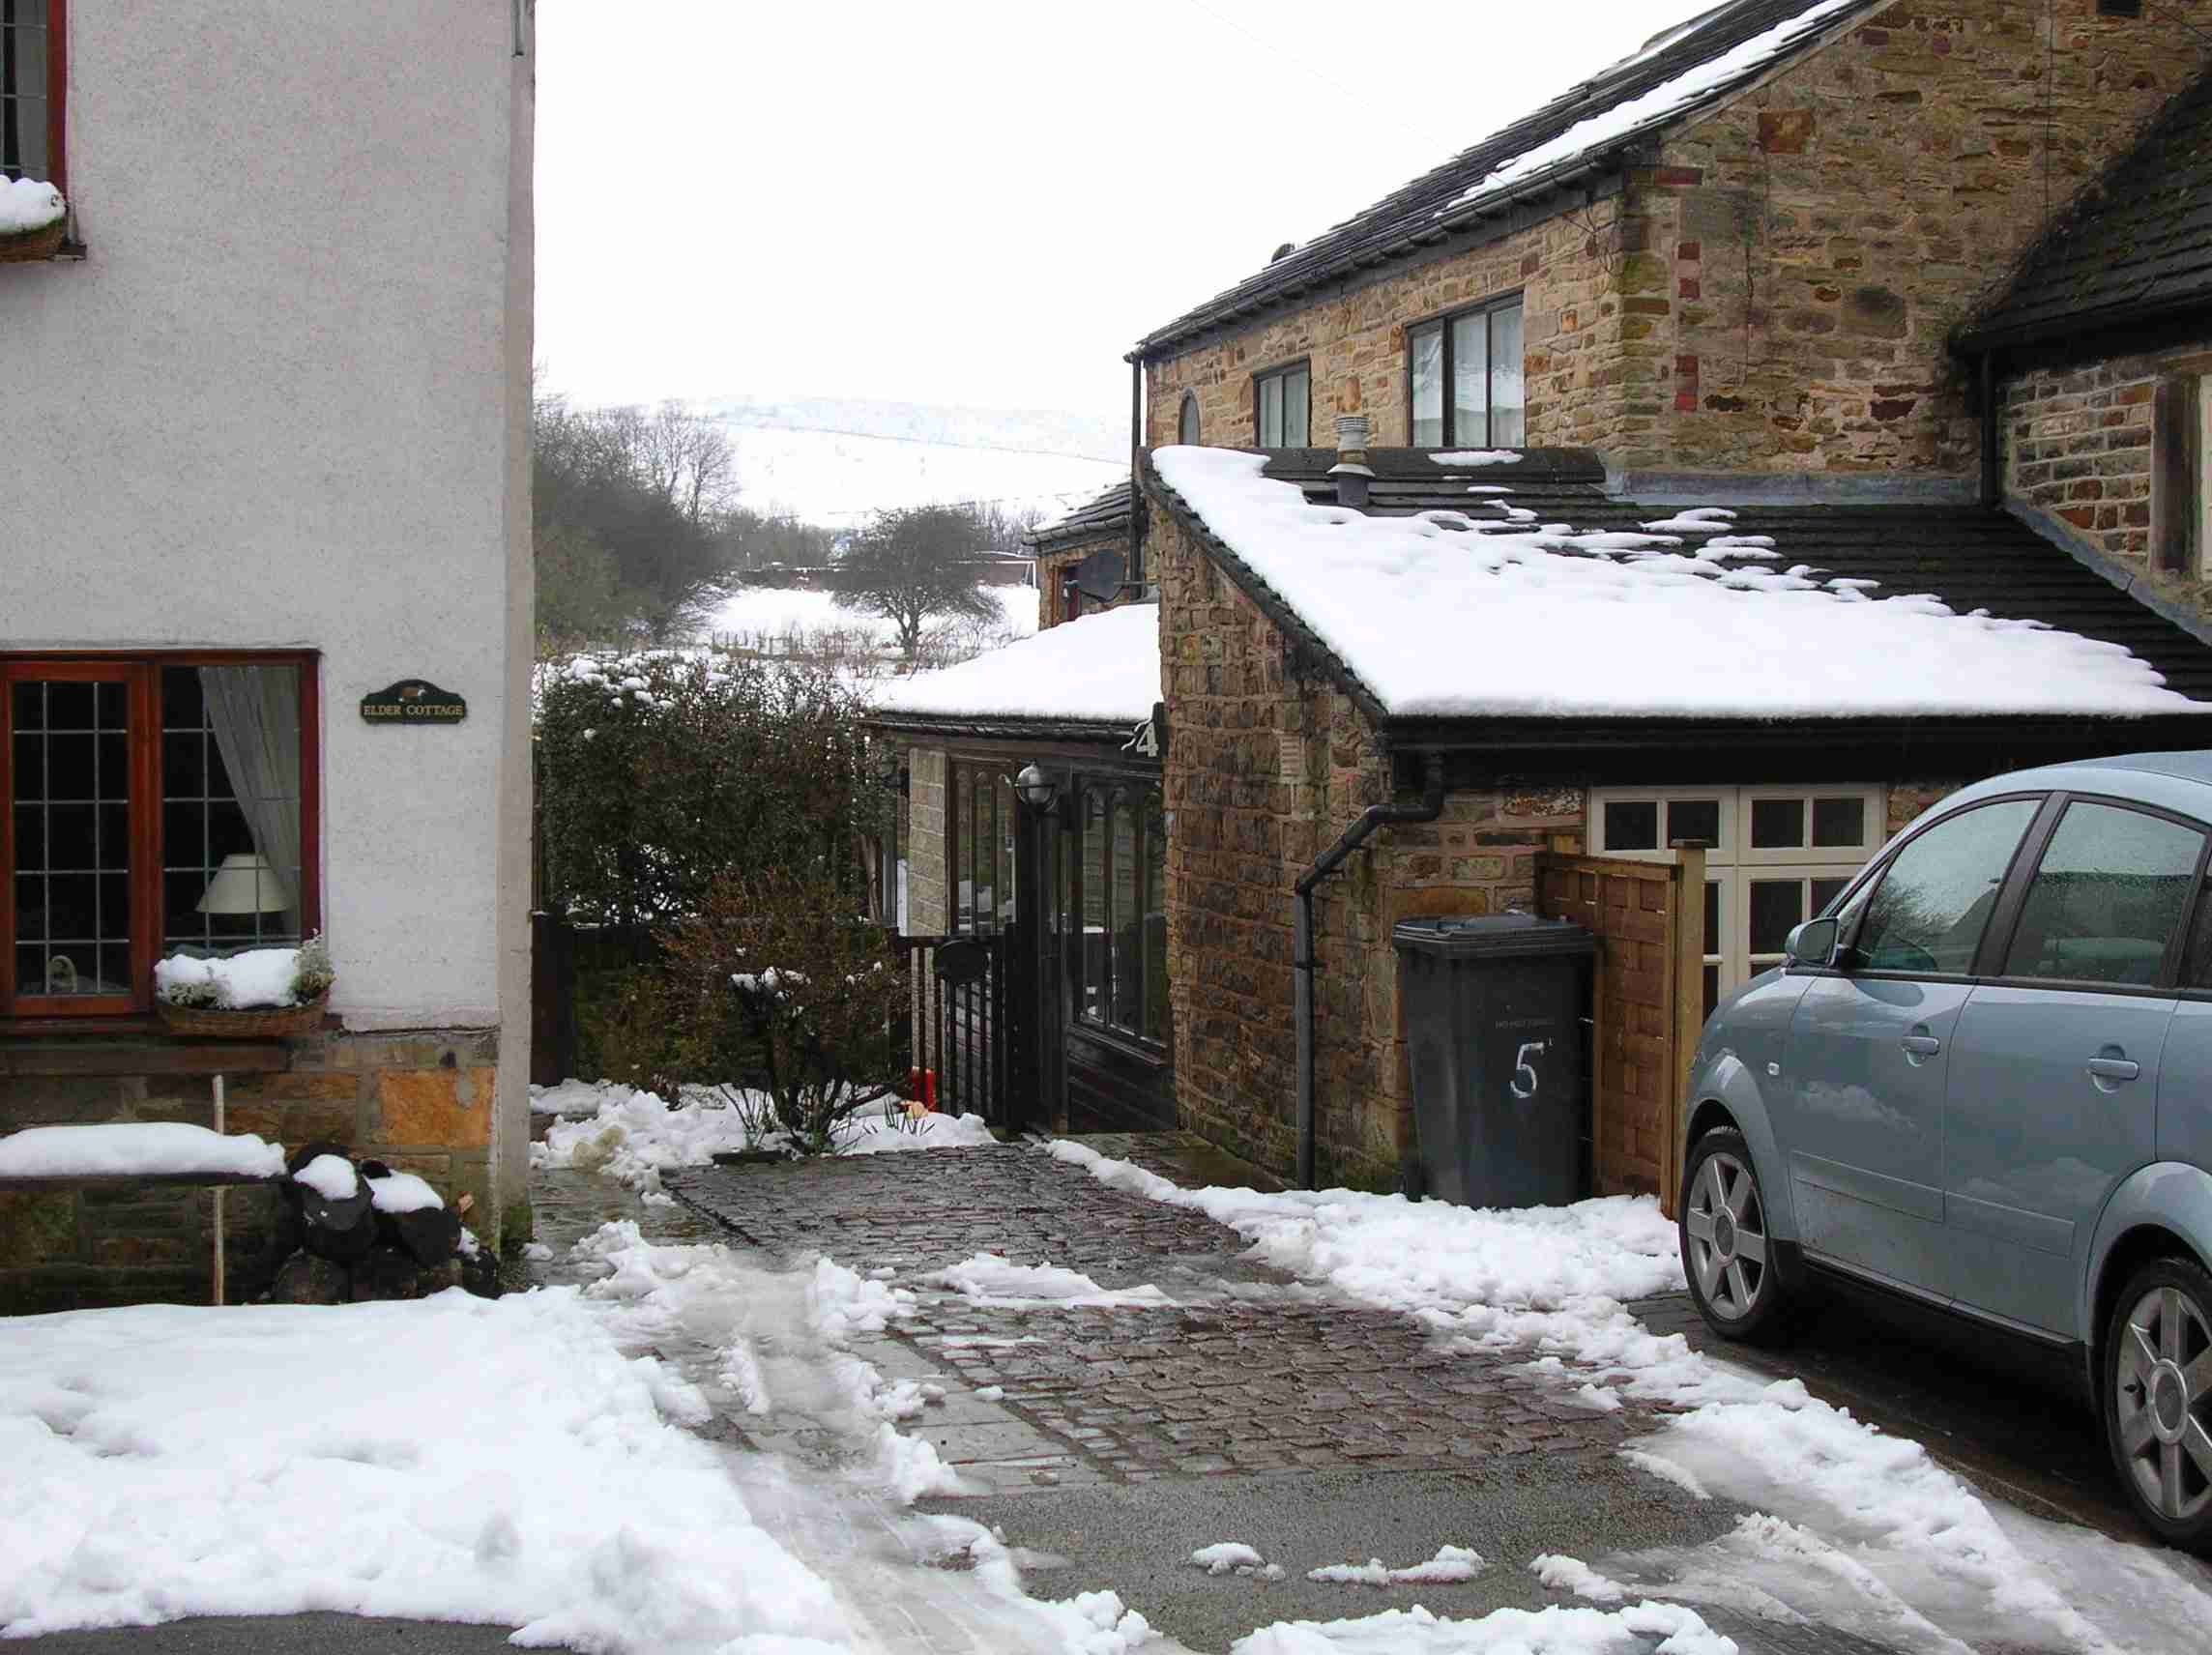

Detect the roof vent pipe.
xmin=1328 ymin=413 xmax=1375 ymax=509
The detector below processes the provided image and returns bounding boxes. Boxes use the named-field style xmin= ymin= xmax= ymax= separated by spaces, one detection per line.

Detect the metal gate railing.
xmin=893 ymin=933 xmax=1011 ymax=1124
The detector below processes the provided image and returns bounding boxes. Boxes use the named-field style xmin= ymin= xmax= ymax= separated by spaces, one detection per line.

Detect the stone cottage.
xmin=871 ymin=0 xmax=2212 ymax=1193
xmin=0 ymin=3 xmax=536 ymax=1310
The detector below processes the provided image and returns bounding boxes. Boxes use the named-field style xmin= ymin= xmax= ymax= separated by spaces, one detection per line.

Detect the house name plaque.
xmin=361 ymin=680 xmax=468 ymax=724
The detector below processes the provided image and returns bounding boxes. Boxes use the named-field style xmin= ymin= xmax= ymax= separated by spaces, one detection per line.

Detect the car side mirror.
xmin=1786 ymin=917 xmax=1840 ymax=971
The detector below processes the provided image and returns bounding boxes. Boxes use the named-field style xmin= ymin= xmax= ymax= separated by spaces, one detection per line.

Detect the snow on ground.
xmin=0 ymin=1123 xmax=285 ymax=1179
xmin=0 ymin=1289 xmax=849 ymax=1651
xmin=1306 ymin=1546 xmax=1486 ymax=1586
xmin=1231 ymin=1598 xmax=1736 ymax=1654
xmin=531 ymin=1080 xmax=999 ymax=1195
xmin=923 ymin=1252 xmax=1173 ymax=1310
xmin=1047 ymin=1140 xmax=2212 ymax=1655
xmin=1150 ymin=445 xmax=2208 ymax=719
xmin=868 ymin=601 xmax=1160 ymax=725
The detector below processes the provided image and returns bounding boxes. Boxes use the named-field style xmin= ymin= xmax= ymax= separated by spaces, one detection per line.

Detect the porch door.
xmin=1056 ymin=774 xmax=1177 ymax=1132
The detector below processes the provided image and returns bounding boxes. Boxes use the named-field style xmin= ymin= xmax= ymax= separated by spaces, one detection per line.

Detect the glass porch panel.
xmin=1410 ymin=324 xmax=1444 ymax=446
xmin=1081 ymin=789 xmax=1108 ymax=1023
xmin=10 ymin=676 xmax=134 ymax=999
xmin=1145 ymin=791 xmax=1169 ymax=1043
xmin=995 ymin=772 xmax=1017 ymax=930
xmin=1451 ymin=311 xmax=1489 ymax=445
xmin=1111 ymin=790 xmax=1140 ymax=1031
xmin=1489 ymin=305 xmax=1526 ymax=446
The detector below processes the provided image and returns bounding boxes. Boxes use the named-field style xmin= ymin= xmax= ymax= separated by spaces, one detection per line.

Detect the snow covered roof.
xmin=865 ymin=603 xmax=1159 ymax=730
xmin=1135 ymin=0 xmax=1875 ymax=359
xmin=1023 ymin=481 xmax=1135 ymax=552
xmin=1147 ymin=445 xmax=2212 ymax=725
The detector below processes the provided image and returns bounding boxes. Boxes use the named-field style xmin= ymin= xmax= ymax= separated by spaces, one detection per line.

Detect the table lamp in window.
xmin=198 ymin=853 xmax=292 ymax=931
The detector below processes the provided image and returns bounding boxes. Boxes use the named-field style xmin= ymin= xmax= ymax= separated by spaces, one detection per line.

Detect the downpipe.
xmin=1293 ymin=752 xmax=1445 ymax=1189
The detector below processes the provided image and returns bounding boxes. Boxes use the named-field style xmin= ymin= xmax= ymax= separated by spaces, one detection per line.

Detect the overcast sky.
xmin=534 ymin=0 xmax=1717 ymax=422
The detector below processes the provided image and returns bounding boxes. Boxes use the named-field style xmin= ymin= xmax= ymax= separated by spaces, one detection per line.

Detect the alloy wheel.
xmin=1684 ymin=1150 xmax=1770 ymax=1321
xmin=2114 ymin=1282 xmax=2212 ymax=1524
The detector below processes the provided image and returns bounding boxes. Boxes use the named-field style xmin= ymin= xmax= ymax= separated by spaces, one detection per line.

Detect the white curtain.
xmin=199 ymin=664 xmax=303 ymax=939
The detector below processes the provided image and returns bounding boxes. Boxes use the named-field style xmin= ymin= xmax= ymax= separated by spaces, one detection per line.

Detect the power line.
xmin=711 ymin=414 xmax=1122 ymax=468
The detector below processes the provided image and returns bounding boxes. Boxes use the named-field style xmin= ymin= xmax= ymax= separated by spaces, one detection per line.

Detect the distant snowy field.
xmin=706 ymin=583 xmax=1037 ymax=649
xmin=719 ymin=424 xmax=1124 ymax=527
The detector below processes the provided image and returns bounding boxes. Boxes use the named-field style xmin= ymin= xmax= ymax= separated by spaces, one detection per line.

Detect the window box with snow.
xmin=155 ymin=934 xmax=335 ymax=1037
xmin=2 ymin=3 xmax=70 ymax=262
xmin=2 ymin=656 xmax=320 ymax=1030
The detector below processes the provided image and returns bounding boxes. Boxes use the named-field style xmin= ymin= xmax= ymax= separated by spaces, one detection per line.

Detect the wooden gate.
xmin=900 ymin=934 xmax=1016 ymax=1126
xmin=1536 ymin=846 xmax=1705 ymax=1215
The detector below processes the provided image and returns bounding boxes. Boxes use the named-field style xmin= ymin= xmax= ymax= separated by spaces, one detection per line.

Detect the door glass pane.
xmin=1855 ymin=799 xmax=2040 ymax=973
xmin=1703 ymin=879 xmax=1720 ymax=955
xmin=1812 ymin=796 xmax=1866 ymax=849
xmin=1081 ymin=790 xmax=1108 ymax=1022
xmin=1603 ymin=799 xmax=1659 ymax=851
xmin=1748 ymin=880 xmax=1806 ymax=957
xmin=1668 ymin=798 xmax=1721 ymax=849
xmin=1285 ymin=367 xmax=1310 ymax=447
xmin=2004 ymin=801 xmax=2203 ymax=986
xmin=1451 ymin=311 xmax=1489 ymax=445
xmin=995 ymin=773 xmax=1017 ymax=929
xmin=12 ymin=676 xmax=132 ymax=999
xmin=1145 ymin=791 xmax=1169 ymax=1042
xmin=955 ymin=768 xmax=976 ymax=933
xmin=1410 ymin=324 xmax=1443 ymax=446
xmin=1703 ymin=964 xmax=1720 ymax=1023
xmin=1751 ymin=798 xmax=1806 ymax=850
xmin=1259 ymin=375 xmax=1283 ymax=446
xmin=1489 ymin=303 xmax=1526 ymax=446
xmin=1112 ymin=791 xmax=1141 ymax=1032
xmin=1811 ymin=876 xmax=1850 ymax=915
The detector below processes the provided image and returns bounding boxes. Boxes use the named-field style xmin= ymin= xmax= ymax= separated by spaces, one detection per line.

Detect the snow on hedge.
xmin=0 ymin=1289 xmax=846 ymax=1649
xmin=868 ymin=601 xmax=1159 ymax=724
xmin=1151 ymin=445 xmax=2206 ymax=719
xmin=0 ymin=176 xmax=64 ymax=235
xmin=0 ymin=1123 xmax=284 ymax=1180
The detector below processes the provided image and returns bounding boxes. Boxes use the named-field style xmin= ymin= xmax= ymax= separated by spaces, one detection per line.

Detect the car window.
xmin=1852 ymin=798 xmax=2041 ymax=974
xmin=2001 ymin=800 xmax=2206 ymax=986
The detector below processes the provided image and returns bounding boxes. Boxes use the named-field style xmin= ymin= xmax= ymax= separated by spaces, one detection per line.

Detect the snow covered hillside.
xmin=699 ymin=394 xmax=1127 ymax=526
xmin=705 ymin=583 xmax=1037 ymax=654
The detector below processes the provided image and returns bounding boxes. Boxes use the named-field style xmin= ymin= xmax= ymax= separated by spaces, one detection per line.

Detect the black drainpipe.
xmin=1978 ymin=351 xmax=2000 ymax=509
xmin=1293 ymin=751 xmax=1446 ymax=1189
xmin=1127 ymin=353 xmax=1145 ymax=577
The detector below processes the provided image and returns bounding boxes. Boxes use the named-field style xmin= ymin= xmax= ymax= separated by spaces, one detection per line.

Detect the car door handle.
xmin=1900 ymin=1034 xmax=1941 ymax=1059
xmin=2087 ymin=1057 xmax=2140 ymax=1083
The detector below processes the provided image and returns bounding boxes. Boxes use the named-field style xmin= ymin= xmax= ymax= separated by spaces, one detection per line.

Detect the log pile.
xmin=265 ymin=1141 xmax=499 ymax=1304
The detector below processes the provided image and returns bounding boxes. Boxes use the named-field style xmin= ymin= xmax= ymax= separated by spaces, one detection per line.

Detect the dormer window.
xmin=1 ymin=0 xmax=63 ymax=193
xmin=1409 ymin=295 xmax=1525 ymax=447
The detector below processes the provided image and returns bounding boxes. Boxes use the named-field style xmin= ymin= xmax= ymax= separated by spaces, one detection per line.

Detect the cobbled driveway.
xmin=667 ymin=1141 xmax=1645 ymax=1490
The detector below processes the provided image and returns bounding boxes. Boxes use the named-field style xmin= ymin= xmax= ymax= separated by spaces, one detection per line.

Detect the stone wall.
xmin=1154 ymin=510 xmax=1577 ymax=1187
xmin=2001 ymin=339 xmax=2212 ymax=618
xmin=1144 ymin=0 xmax=2207 ymax=482
xmin=1034 ymin=526 xmax=1144 ymax=633
xmin=1148 ymin=204 xmax=1627 ymax=461
xmin=0 ymin=1029 xmax=502 ymax=1314
xmin=906 ymin=747 xmax=951 ymax=936
xmin=1642 ymin=0 xmax=2203 ymax=478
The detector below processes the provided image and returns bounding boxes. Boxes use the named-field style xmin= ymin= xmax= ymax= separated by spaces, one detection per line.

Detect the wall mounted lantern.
xmin=1016 ymin=763 xmax=1058 ymax=812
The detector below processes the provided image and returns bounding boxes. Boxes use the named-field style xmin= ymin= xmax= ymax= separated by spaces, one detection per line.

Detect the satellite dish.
xmin=1071 ymin=545 xmax=1127 ymax=603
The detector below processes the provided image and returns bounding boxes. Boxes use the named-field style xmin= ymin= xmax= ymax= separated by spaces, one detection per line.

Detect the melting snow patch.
xmin=1307 ymin=1546 xmax=1486 ymax=1586
xmin=923 ymin=1252 xmax=1172 ymax=1309
xmin=1435 ymin=450 xmax=1523 ymax=466
xmin=1231 ymin=1599 xmax=1736 ymax=1653
xmin=291 ymin=1152 xmax=359 ymax=1202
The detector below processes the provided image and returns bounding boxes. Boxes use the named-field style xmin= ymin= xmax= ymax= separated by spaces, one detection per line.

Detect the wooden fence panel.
xmin=1536 ymin=848 xmax=1705 ymax=1215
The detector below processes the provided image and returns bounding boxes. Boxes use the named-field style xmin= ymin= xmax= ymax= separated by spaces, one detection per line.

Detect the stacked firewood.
xmin=265 ymin=1140 xmax=499 ymax=1304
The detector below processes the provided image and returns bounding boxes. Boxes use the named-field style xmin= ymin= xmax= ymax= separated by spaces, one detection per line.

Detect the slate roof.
xmin=1142 ymin=447 xmax=2212 ymax=738
xmin=1960 ymin=68 xmax=2212 ymax=357
xmin=1133 ymin=0 xmax=1877 ymax=361
xmin=1023 ymin=481 xmax=1134 ymax=552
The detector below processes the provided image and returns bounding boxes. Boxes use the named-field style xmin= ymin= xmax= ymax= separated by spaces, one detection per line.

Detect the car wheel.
xmin=1680 ymin=1127 xmax=1794 ymax=1346
xmin=2104 ymin=1256 xmax=2212 ymax=1552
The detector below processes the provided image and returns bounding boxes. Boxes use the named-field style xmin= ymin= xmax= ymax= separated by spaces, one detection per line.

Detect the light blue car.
xmin=1680 ymin=752 xmax=2212 ymax=1550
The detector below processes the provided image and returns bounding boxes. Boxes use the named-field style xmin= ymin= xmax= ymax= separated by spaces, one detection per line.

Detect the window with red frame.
xmin=1 ymin=0 xmax=64 ymax=193
xmin=2 ymin=657 xmax=319 ymax=1019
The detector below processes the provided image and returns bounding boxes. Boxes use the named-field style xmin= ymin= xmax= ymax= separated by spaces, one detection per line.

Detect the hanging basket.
xmin=157 ymin=993 xmax=330 ymax=1038
xmin=0 ymin=220 xmax=66 ymax=264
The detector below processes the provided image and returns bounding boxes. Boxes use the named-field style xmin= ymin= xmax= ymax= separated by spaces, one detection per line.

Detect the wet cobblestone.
xmin=667 ymin=1142 xmax=1647 ymax=1485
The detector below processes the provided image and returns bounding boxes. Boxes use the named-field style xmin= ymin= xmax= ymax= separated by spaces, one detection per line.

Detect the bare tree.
xmin=830 ymin=505 xmax=1000 ymax=660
